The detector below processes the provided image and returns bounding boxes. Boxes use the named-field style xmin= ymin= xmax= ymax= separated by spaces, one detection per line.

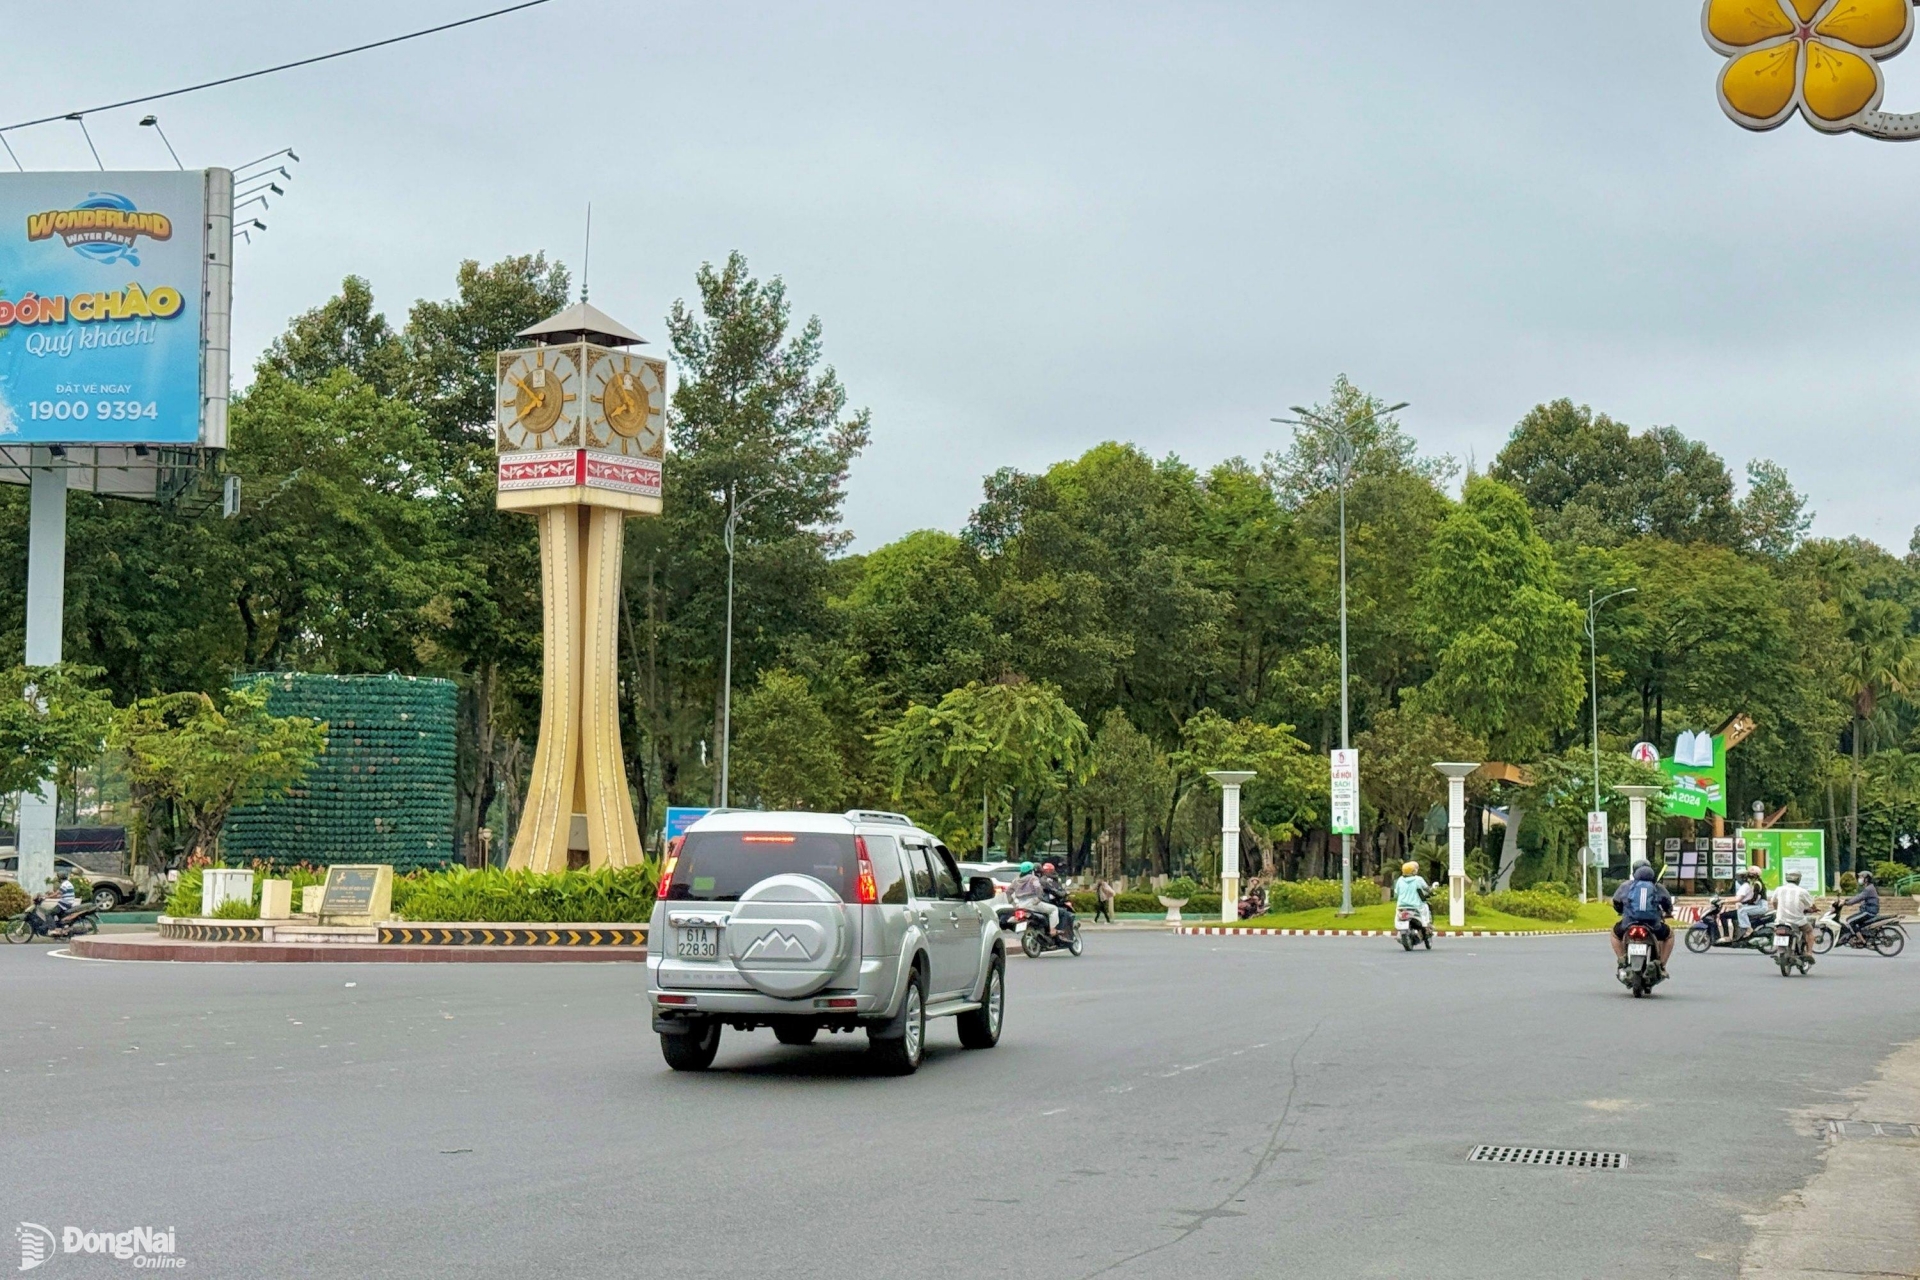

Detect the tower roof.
xmin=517 ymin=301 xmax=648 ymax=348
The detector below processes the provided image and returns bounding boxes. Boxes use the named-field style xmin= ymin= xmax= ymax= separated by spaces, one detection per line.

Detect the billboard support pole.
xmin=18 ymin=463 xmax=66 ymax=894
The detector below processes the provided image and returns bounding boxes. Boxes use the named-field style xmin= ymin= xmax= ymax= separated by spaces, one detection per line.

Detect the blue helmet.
xmin=1018 ymin=861 xmax=1035 ymax=874
xmin=1632 ymin=861 xmax=1655 ymax=882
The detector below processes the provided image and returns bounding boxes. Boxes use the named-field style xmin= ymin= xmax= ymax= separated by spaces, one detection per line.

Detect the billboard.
xmin=1660 ymin=730 xmax=1726 ymax=819
xmin=0 ymin=170 xmax=230 ymax=447
xmin=1741 ymin=828 xmax=1827 ymax=892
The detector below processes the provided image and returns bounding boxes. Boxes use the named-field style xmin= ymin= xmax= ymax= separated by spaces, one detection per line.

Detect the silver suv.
xmin=649 ymin=809 xmax=1007 ymax=1074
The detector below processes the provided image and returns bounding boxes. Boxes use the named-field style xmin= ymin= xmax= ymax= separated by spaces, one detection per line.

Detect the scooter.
xmin=1772 ymin=920 xmax=1814 ymax=976
xmin=1238 ymin=886 xmax=1268 ymax=920
xmin=1395 ymin=906 xmax=1433 ymax=951
xmin=1683 ymin=897 xmax=1776 ymax=955
xmin=6 ymin=898 xmax=100 ymax=943
xmin=1009 ymin=905 xmax=1084 ymax=958
xmin=1619 ymin=922 xmax=1668 ymax=997
xmin=1817 ymin=901 xmax=1907 ymax=957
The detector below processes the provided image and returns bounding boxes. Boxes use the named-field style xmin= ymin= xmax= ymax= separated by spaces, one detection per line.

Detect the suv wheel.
xmin=869 ymin=969 xmax=926 ymax=1075
xmin=92 ymin=887 xmax=122 ymax=912
xmin=660 ymin=1020 xmax=722 ymax=1072
xmin=956 ymin=952 xmax=1004 ymax=1049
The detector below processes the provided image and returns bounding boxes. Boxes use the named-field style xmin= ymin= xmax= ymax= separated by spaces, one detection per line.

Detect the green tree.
xmin=1353 ymin=706 xmax=1486 ymax=874
xmin=1492 ymin=400 xmax=1741 ymax=548
xmin=1172 ymin=708 xmax=1320 ymax=878
xmin=112 ymin=681 xmax=328 ymax=861
xmin=0 ymin=665 xmax=115 ymax=799
xmin=261 ymin=275 xmax=407 ymax=396
xmin=1409 ymin=477 xmax=1585 ymax=761
xmin=874 ymin=678 xmax=1090 ymax=857
xmin=401 ymin=255 xmax=571 ymax=859
xmin=630 ymin=251 xmax=871 ymax=815
xmin=1838 ymin=592 xmax=1919 ymax=870
xmin=1073 ymin=709 xmax=1172 ymax=877
xmin=730 ymin=669 xmax=848 ymax=811
xmin=1739 ymin=458 xmax=1813 ymax=559
xmin=221 ymin=368 xmax=447 ymax=672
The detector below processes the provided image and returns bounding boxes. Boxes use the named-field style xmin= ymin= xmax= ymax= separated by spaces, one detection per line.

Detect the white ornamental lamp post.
xmin=1584 ymin=587 xmax=1636 ymax=904
xmin=1616 ymin=785 xmax=1665 ymax=873
xmin=1433 ymin=763 xmax=1480 ymax=929
xmin=1208 ymin=771 xmax=1256 ymax=924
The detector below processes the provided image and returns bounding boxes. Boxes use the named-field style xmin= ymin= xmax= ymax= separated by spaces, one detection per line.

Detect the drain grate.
xmin=1827 ymin=1120 xmax=1920 ymax=1141
xmin=1468 ymin=1145 xmax=1628 ymax=1170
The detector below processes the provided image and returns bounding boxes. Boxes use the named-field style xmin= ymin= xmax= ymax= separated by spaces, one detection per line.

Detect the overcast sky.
xmin=8 ymin=1 xmax=1917 ymax=550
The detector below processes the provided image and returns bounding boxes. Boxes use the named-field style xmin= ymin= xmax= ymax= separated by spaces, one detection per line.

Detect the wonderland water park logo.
xmin=26 ymin=192 xmax=173 ymax=267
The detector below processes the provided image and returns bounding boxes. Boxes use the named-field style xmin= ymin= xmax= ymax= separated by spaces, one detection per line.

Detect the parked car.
xmin=650 ymin=809 xmax=1007 ymax=1075
xmin=0 ymin=855 xmax=139 ymax=911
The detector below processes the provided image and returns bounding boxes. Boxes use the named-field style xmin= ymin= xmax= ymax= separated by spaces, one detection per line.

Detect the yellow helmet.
xmin=1402 ymin=861 xmax=1419 ymax=876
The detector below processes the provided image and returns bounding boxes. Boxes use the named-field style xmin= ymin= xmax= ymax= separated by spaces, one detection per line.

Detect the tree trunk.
xmin=1243 ymin=822 xmax=1276 ymax=878
xmin=1850 ymin=714 xmax=1862 ymax=874
xmin=1495 ymin=804 xmax=1526 ymax=890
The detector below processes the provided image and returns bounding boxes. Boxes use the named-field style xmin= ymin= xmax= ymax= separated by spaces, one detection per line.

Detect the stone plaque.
xmin=319 ymin=865 xmax=393 ymax=925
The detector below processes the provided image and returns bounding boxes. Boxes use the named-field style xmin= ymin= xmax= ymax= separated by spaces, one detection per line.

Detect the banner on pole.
xmin=1330 ymin=749 xmax=1359 ymax=835
xmin=1587 ymin=810 xmax=1609 ymax=867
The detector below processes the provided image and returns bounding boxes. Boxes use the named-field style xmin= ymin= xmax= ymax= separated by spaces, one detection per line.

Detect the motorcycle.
xmin=1395 ymin=906 xmax=1433 ymax=951
xmin=1238 ymin=886 xmax=1268 ymax=920
xmin=6 ymin=898 xmax=100 ymax=943
xmin=1817 ymin=901 xmax=1907 ymax=957
xmin=1683 ymin=896 xmax=1776 ymax=956
xmin=1772 ymin=920 xmax=1814 ymax=976
xmin=1619 ymin=922 xmax=1667 ymax=997
xmin=1009 ymin=904 xmax=1083 ymax=958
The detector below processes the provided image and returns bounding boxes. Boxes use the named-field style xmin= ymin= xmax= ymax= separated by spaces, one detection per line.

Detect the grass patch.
xmin=1227 ymin=900 xmax=1618 ymax=933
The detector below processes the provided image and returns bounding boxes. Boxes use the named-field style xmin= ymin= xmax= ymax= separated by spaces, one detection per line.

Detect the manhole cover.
xmin=1827 ymin=1120 xmax=1920 ymax=1140
xmin=1467 ymin=1145 xmax=1628 ymax=1169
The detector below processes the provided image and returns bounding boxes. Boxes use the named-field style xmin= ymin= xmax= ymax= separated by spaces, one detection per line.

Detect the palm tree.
xmin=1838 ymin=595 xmax=1918 ymax=872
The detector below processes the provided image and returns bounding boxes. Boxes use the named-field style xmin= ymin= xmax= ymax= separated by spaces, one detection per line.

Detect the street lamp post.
xmin=1433 ymin=763 xmax=1480 ymax=929
xmin=719 ymin=484 xmax=770 ymax=807
xmin=1274 ymin=399 xmax=1408 ymax=915
xmin=1616 ymin=785 xmax=1664 ymax=873
xmin=1208 ymin=771 xmax=1257 ymax=924
xmin=1584 ymin=588 xmax=1636 ymax=903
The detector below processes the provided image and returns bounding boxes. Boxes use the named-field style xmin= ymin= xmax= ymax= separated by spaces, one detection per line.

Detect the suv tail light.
xmin=657 ymin=836 xmax=684 ymax=900
xmin=854 ymin=835 xmax=879 ymax=905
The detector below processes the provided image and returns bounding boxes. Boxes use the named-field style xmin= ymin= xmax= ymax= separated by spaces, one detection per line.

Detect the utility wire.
xmin=0 ymin=0 xmax=555 ymax=134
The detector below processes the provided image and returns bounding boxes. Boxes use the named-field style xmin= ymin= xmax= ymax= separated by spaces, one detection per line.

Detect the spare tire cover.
xmin=726 ymin=874 xmax=853 ymax=998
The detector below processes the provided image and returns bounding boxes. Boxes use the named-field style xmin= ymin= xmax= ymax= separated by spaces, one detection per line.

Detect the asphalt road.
xmin=4 ymin=931 xmax=1916 ymax=1279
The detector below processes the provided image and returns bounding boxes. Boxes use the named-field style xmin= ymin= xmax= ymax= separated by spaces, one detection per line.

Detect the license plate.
xmin=1397 ymin=919 xmax=1411 ymax=929
xmin=676 ymin=926 xmax=717 ymax=959
xmin=1628 ymin=943 xmax=1649 ymax=957
xmin=1013 ymin=921 xmax=1027 ymax=933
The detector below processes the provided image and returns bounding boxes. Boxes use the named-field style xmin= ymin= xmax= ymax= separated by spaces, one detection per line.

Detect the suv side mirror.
xmin=967 ymin=876 xmax=996 ymax=902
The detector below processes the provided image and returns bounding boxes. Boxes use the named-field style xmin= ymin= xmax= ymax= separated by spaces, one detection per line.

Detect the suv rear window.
xmin=666 ymin=830 xmax=858 ymax=902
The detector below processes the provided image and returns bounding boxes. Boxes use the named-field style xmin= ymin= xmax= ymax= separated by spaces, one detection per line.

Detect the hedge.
xmin=1476 ymin=889 xmax=1582 ymax=923
xmin=167 ymin=862 xmax=661 ymax=923
xmin=0 ymin=882 xmax=30 ymax=917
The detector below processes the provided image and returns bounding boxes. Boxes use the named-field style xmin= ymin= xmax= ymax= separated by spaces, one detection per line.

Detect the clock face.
xmin=585 ymin=352 xmax=666 ymax=458
xmin=496 ymin=347 xmax=581 ymax=451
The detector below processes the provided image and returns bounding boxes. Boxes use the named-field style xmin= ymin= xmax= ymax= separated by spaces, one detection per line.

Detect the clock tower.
xmin=494 ymin=301 xmax=667 ymax=872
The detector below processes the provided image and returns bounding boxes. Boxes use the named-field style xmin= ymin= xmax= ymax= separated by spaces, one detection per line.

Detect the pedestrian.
xmin=1094 ymin=876 xmax=1117 ymax=924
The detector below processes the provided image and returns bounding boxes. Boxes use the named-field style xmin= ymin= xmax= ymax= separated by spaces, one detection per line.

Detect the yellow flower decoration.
xmin=1704 ymin=0 xmax=1915 ymax=130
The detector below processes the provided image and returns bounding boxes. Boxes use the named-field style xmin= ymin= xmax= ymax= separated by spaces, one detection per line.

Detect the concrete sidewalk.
xmin=1741 ymin=1036 xmax=1920 ymax=1279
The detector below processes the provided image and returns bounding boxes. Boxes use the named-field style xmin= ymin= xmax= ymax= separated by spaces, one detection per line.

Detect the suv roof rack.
xmin=844 ymin=809 xmax=914 ymax=827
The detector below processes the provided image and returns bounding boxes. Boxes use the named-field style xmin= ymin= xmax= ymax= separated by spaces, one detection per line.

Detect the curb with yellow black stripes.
xmin=379 ymin=925 xmax=648 ymax=947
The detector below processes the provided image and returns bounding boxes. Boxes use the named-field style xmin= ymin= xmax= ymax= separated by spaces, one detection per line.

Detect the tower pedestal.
xmin=509 ymin=505 xmax=644 ymax=872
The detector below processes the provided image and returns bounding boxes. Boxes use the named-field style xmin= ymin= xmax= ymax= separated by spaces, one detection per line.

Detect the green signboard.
xmin=1660 ymin=732 xmax=1726 ymax=819
xmin=1740 ymin=829 xmax=1827 ymax=892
